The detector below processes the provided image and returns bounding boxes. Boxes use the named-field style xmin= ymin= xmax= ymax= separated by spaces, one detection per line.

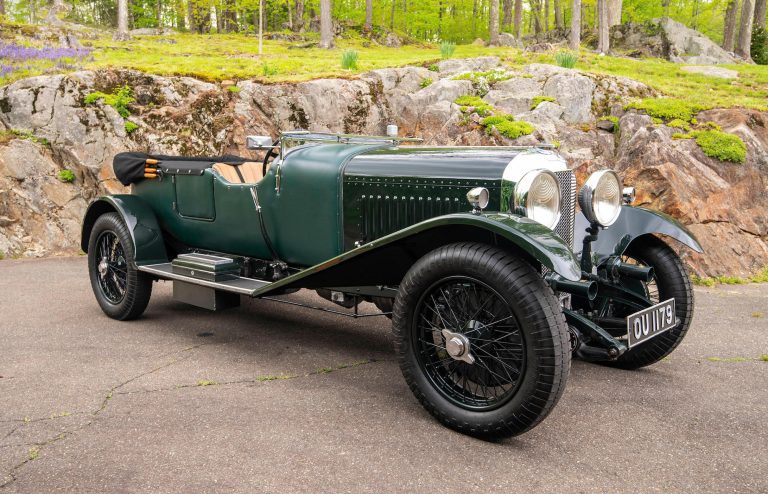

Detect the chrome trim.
xmin=466 ymin=186 xmax=490 ymax=213
xmin=622 ymin=186 xmax=636 ymax=205
xmin=579 ymin=170 xmax=623 ymax=227
xmin=512 ymin=169 xmax=562 ymax=229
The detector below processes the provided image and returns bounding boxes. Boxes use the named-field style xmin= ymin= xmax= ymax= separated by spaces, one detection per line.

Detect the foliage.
xmin=57 ymin=169 xmax=75 ymax=182
xmin=341 ymin=49 xmax=359 ymax=70
xmin=454 ymin=69 xmax=513 ymax=84
xmin=428 ymin=63 xmax=440 ymax=72
xmin=124 ymin=121 xmax=139 ymax=133
xmin=439 ymin=41 xmax=456 ymax=59
xmin=84 ymin=85 xmax=134 ymax=118
xmin=531 ymin=96 xmax=555 ymax=110
xmin=752 ymin=27 xmax=768 ymax=66
xmin=481 ymin=114 xmax=516 ymax=127
xmin=554 ymin=50 xmax=578 ymax=68
xmin=454 ymin=95 xmax=493 ymax=117
xmin=625 ymin=98 xmax=705 ymax=122
xmin=481 ymin=114 xmax=534 ymax=139
xmin=0 ymin=129 xmax=49 ymax=145
xmin=0 ymin=41 xmax=92 ymax=84
xmin=261 ymin=63 xmax=278 ymax=76
xmin=666 ymin=119 xmax=691 ymax=131
xmin=691 ymin=130 xmax=747 ymax=163
xmin=226 ymin=85 xmax=241 ymax=93
xmin=691 ymin=266 xmax=768 ymax=286
xmin=419 ymin=77 xmax=433 ymax=88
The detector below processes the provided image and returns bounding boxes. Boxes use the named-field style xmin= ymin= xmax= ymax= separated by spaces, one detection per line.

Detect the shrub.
xmin=124 ymin=121 xmax=138 ymax=134
xmin=341 ymin=49 xmax=359 ymax=70
xmin=531 ymin=96 xmax=555 ymax=110
xmin=481 ymin=114 xmax=516 ymax=128
xmin=261 ymin=63 xmax=278 ymax=76
xmin=453 ymin=69 xmax=513 ymax=84
xmin=57 ymin=169 xmax=75 ymax=182
xmin=625 ymin=98 xmax=705 ymax=123
xmin=666 ymin=118 xmax=691 ymax=131
xmin=751 ymin=27 xmax=768 ymax=65
xmin=420 ymin=77 xmax=433 ymax=88
xmin=555 ymin=50 xmax=578 ymax=68
xmin=454 ymin=95 xmax=493 ymax=116
xmin=428 ymin=63 xmax=440 ymax=72
xmin=84 ymin=84 xmax=134 ymax=118
xmin=227 ymin=85 xmax=241 ymax=93
xmin=690 ymin=130 xmax=747 ymax=163
xmin=491 ymin=120 xmax=535 ymax=139
xmin=439 ymin=41 xmax=456 ymax=59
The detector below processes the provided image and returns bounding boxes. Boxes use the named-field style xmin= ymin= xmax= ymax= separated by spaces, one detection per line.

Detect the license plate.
xmin=626 ymin=298 xmax=676 ymax=348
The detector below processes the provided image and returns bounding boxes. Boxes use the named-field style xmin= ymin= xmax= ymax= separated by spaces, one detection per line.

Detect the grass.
xmin=0 ymin=129 xmax=50 ymax=146
xmin=555 ymin=50 xmax=578 ymax=68
xmin=419 ymin=77 xmax=433 ymax=88
xmin=341 ymin=49 xmax=359 ymax=70
xmin=84 ymin=84 xmax=134 ymax=118
xmin=0 ymin=23 xmax=766 ymax=111
xmin=691 ymin=266 xmax=768 ymax=286
xmin=196 ymin=379 xmax=218 ymax=386
xmin=625 ymin=98 xmax=704 ymax=122
xmin=57 ymin=169 xmax=75 ymax=182
xmin=455 ymin=95 xmax=494 ymax=117
xmin=124 ymin=121 xmax=139 ymax=133
xmin=531 ymin=95 xmax=556 ymax=110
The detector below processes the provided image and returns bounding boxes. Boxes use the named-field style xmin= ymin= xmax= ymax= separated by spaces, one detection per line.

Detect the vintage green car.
xmin=82 ymin=130 xmax=702 ymax=439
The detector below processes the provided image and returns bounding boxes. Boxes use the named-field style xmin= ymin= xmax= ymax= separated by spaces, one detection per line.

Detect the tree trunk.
xmin=530 ymin=0 xmax=542 ymax=35
xmin=114 ymin=0 xmax=130 ymax=39
xmin=502 ymin=0 xmax=513 ymax=29
xmin=46 ymin=0 xmax=69 ymax=25
xmin=597 ymin=0 xmax=609 ymax=53
xmin=737 ymin=0 xmax=755 ymax=59
xmin=723 ymin=0 xmax=740 ymax=51
xmin=364 ymin=0 xmax=372 ymax=32
xmin=513 ymin=0 xmax=522 ymax=38
xmin=0 ymin=0 xmax=6 ymax=16
xmin=544 ymin=0 xmax=549 ymax=31
xmin=489 ymin=0 xmax=500 ymax=44
xmin=390 ymin=0 xmax=396 ymax=30
xmin=569 ymin=0 xmax=581 ymax=50
xmin=755 ymin=0 xmax=767 ymax=29
xmin=554 ymin=0 xmax=563 ymax=29
xmin=319 ymin=0 xmax=333 ymax=48
xmin=293 ymin=0 xmax=304 ymax=31
xmin=607 ymin=0 xmax=621 ymax=26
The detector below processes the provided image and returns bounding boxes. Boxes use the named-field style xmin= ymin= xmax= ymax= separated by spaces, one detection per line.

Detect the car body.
xmin=82 ymin=131 xmax=702 ymax=438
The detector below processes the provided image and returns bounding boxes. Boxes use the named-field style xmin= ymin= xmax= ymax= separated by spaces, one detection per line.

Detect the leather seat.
xmin=212 ymin=162 xmax=264 ymax=184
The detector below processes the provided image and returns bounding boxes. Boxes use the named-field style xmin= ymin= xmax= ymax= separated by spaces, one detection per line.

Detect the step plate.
xmin=139 ymin=263 xmax=270 ymax=296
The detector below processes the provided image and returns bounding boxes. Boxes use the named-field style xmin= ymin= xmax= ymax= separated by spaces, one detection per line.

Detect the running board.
xmin=138 ymin=263 xmax=270 ymax=295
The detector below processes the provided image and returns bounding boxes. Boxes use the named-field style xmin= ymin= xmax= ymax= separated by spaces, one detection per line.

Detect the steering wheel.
xmin=262 ymin=140 xmax=280 ymax=176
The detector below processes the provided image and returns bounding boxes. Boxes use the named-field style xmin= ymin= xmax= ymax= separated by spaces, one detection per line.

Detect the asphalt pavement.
xmin=1 ymin=257 xmax=766 ymax=493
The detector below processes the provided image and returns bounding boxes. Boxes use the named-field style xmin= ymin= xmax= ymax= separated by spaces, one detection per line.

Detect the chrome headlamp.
xmin=579 ymin=170 xmax=622 ymax=227
xmin=513 ymin=169 xmax=561 ymax=229
xmin=466 ymin=187 xmax=490 ymax=213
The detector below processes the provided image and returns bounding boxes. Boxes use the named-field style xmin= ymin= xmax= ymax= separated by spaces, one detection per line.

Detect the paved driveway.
xmin=1 ymin=257 xmax=766 ymax=493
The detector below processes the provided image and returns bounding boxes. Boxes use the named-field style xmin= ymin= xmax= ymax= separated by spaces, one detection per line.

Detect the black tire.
xmin=607 ymin=237 xmax=694 ymax=369
xmin=88 ymin=213 xmax=152 ymax=321
xmin=392 ymin=242 xmax=570 ymax=439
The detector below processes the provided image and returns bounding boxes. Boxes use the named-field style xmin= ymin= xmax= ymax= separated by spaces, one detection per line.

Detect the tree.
xmin=607 ymin=0 xmax=622 ymax=27
xmin=569 ymin=0 xmax=581 ymax=50
xmin=319 ymin=0 xmax=333 ymax=48
xmin=737 ymin=0 xmax=755 ymax=58
xmin=723 ymin=0 xmax=740 ymax=51
xmin=489 ymin=0 xmax=500 ymax=44
xmin=597 ymin=0 xmax=609 ymax=53
xmin=114 ymin=0 xmax=130 ymax=40
xmin=46 ymin=0 xmax=70 ymax=25
xmin=502 ymin=0 xmax=513 ymax=29
xmin=0 ymin=0 xmax=5 ymax=16
xmin=364 ymin=0 xmax=372 ymax=32
xmin=554 ymin=0 xmax=563 ymax=29
xmin=293 ymin=0 xmax=305 ymax=31
xmin=513 ymin=0 xmax=522 ymax=38
xmin=755 ymin=0 xmax=767 ymax=29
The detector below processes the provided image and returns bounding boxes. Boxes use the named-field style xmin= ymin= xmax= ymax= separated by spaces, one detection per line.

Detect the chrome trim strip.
xmin=138 ymin=263 xmax=270 ymax=295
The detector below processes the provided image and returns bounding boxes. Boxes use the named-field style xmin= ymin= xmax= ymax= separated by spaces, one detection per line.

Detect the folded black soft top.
xmin=113 ymin=152 xmax=247 ymax=186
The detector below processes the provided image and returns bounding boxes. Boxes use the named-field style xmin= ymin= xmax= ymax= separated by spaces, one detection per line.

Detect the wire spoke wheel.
xmin=95 ymin=231 xmax=128 ymax=304
xmin=414 ymin=277 xmax=526 ymax=410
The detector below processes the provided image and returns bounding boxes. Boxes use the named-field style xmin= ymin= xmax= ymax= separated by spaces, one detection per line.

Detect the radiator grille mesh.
xmin=554 ymin=170 xmax=577 ymax=248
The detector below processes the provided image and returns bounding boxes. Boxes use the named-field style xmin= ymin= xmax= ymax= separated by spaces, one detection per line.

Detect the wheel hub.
xmin=441 ymin=329 xmax=475 ymax=364
xmin=98 ymin=257 xmax=109 ymax=278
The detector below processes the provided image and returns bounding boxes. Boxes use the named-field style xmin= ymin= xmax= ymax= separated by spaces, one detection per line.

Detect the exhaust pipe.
xmin=545 ymin=274 xmax=598 ymax=301
xmin=614 ymin=262 xmax=654 ymax=282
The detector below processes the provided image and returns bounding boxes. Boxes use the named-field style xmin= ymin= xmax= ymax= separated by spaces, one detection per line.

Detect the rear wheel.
xmin=392 ymin=242 xmax=570 ymax=439
xmin=88 ymin=213 xmax=152 ymax=321
xmin=606 ymin=237 xmax=694 ymax=369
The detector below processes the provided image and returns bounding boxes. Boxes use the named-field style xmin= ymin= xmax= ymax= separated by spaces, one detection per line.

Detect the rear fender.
xmin=257 ymin=212 xmax=581 ymax=296
xmin=573 ymin=206 xmax=703 ymax=264
xmin=81 ymin=195 xmax=168 ymax=266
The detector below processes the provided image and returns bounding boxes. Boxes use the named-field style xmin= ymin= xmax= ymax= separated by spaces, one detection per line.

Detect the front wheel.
xmin=605 ymin=237 xmax=694 ymax=369
xmin=392 ymin=242 xmax=571 ymax=439
xmin=87 ymin=213 xmax=152 ymax=321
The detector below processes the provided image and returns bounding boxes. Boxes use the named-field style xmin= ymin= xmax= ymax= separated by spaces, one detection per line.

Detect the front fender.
xmin=574 ymin=206 xmax=703 ymax=263
xmin=81 ymin=195 xmax=168 ymax=266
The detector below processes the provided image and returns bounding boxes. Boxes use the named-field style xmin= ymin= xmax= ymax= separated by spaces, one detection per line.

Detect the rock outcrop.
xmin=0 ymin=58 xmax=766 ymax=277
